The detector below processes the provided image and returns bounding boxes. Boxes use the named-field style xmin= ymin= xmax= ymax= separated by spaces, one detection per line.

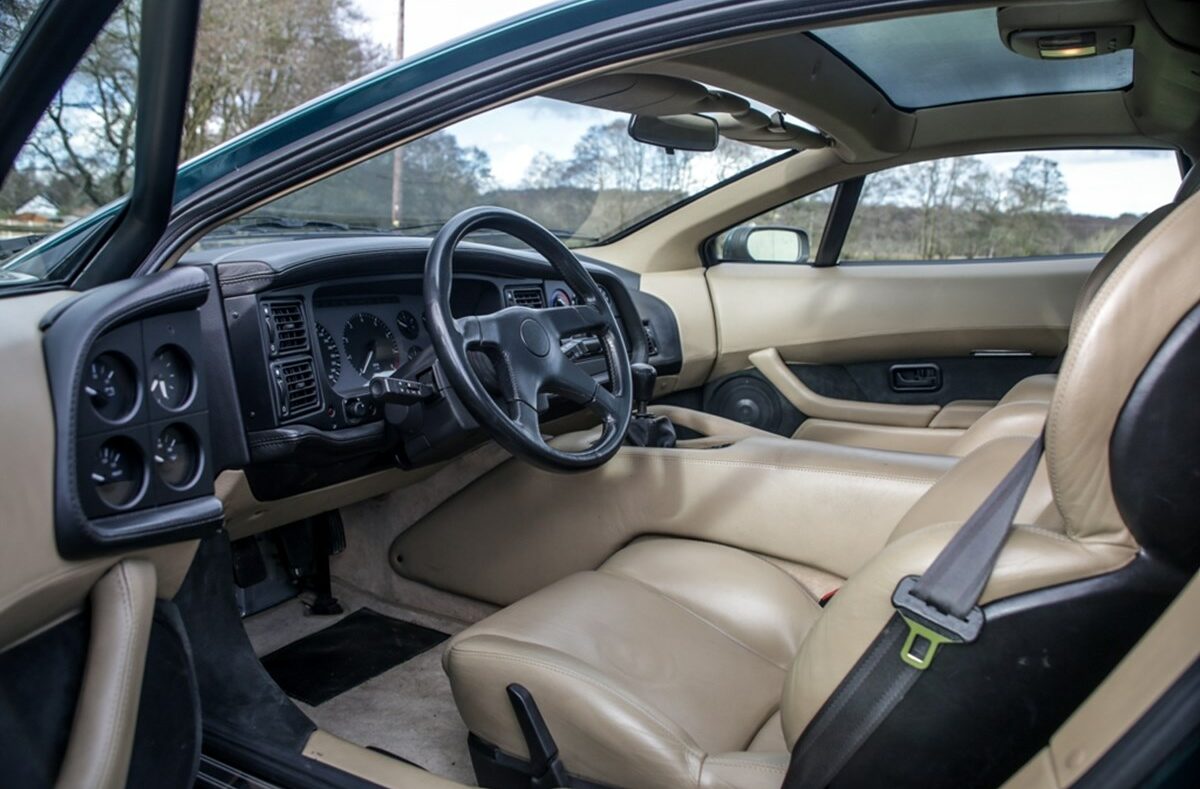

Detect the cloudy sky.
xmin=347 ymin=1 xmax=1181 ymax=217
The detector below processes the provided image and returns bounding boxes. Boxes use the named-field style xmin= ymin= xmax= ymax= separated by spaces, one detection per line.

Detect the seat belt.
xmin=784 ymin=433 xmax=1045 ymax=788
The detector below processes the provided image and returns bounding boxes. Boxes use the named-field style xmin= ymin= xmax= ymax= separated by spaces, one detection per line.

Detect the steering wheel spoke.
xmin=543 ymin=303 xmax=605 ymax=338
xmin=456 ymin=313 xmax=506 ymax=350
xmin=510 ymin=400 xmax=545 ymax=444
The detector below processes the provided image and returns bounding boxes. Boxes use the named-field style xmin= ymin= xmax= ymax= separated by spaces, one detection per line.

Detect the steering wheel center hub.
xmin=519 ymin=318 xmax=551 ymax=357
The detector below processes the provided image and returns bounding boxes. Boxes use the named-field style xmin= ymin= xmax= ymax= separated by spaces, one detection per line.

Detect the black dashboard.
xmin=38 ymin=235 xmax=680 ymax=557
xmin=198 ymin=236 xmax=681 ymax=500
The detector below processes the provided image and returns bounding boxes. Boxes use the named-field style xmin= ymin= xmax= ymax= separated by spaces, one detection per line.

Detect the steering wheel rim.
xmin=424 ymin=206 xmax=634 ymax=471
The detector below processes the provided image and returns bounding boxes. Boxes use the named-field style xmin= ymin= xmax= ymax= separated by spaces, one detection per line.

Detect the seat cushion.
xmin=443 ymin=537 xmax=820 ymax=789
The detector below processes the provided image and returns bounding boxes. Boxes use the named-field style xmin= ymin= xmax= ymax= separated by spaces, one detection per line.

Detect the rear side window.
xmin=839 ymin=149 xmax=1180 ymax=262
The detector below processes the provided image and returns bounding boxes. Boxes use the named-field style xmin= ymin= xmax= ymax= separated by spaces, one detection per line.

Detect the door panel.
xmin=0 ymin=291 xmax=202 ymax=786
xmin=706 ymin=256 xmax=1093 ymax=377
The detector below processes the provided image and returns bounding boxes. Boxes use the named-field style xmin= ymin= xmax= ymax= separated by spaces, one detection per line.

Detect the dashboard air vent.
xmin=272 ymin=358 xmax=320 ymax=418
xmin=507 ymin=287 xmax=546 ymax=309
xmin=263 ymin=299 xmax=309 ymax=357
xmin=643 ymin=321 xmax=660 ymax=356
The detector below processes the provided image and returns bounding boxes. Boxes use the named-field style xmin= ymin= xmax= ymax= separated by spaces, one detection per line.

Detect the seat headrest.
xmin=1048 ymin=187 xmax=1200 ymax=547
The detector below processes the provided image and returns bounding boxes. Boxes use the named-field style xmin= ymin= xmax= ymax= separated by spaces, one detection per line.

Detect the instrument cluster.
xmin=314 ymin=304 xmax=428 ymax=390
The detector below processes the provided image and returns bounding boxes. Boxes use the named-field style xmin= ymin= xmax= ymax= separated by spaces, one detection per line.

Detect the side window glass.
xmin=711 ymin=186 xmax=836 ymax=264
xmin=839 ymin=149 xmax=1180 ymax=262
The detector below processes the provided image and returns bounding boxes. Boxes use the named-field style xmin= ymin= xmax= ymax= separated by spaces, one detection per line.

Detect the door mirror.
xmin=720 ymin=225 xmax=811 ymax=263
xmin=628 ymin=113 xmax=719 ymax=153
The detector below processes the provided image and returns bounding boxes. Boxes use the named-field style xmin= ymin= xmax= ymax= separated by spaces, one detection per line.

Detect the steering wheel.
xmin=424 ymin=207 xmax=634 ymax=471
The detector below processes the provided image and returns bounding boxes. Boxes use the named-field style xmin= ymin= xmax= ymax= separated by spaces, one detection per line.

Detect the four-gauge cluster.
xmin=75 ymin=312 xmax=212 ymax=518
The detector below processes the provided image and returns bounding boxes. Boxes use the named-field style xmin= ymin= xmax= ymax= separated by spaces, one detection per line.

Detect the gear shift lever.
xmin=626 ymin=362 xmax=676 ymax=448
xmin=631 ymin=362 xmax=657 ymax=417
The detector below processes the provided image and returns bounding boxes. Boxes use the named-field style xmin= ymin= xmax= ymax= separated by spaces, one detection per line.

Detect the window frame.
xmin=702 ymin=179 xmax=850 ymax=267
xmin=705 ymin=146 xmax=1188 ymax=270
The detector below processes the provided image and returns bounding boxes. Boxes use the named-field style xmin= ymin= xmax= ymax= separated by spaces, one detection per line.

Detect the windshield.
xmin=195 ymin=97 xmax=780 ymax=250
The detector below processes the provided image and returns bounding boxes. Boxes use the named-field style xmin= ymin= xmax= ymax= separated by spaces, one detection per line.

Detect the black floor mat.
xmin=261 ymin=608 xmax=449 ymax=706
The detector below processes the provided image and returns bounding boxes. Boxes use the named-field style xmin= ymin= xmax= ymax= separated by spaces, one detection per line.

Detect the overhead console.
xmin=40 ymin=266 xmax=246 ymax=558
xmin=189 ymin=237 xmax=681 ymax=500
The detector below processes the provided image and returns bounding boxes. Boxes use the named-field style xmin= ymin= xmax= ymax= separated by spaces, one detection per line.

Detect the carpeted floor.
xmin=243 ymin=580 xmax=478 ymax=785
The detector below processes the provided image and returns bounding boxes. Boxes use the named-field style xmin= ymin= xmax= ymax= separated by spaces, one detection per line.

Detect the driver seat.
xmin=443 ymin=188 xmax=1200 ymax=789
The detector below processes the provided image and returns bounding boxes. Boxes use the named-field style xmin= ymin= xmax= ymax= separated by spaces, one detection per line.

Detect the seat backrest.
xmin=780 ymin=179 xmax=1200 ymax=788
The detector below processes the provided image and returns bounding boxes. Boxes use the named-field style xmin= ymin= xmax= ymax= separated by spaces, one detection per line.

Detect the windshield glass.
xmin=196 ymin=97 xmax=780 ymax=250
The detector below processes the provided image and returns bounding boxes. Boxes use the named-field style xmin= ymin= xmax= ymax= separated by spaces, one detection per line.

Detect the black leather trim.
xmin=193 ymin=236 xmax=639 ymax=297
xmin=1111 ymin=302 xmax=1200 ymax=573
xmin=42 ymin=266 xmax=224 ymax=558
xmin=823 ymin=554 xmax=1186 ymax=789
xmin=246 ymin=422 xmax=386 ymax=464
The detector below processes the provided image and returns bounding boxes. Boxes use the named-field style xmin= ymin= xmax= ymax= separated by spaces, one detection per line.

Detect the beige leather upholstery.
xmin=55 ymin=560 xmax=157 ymax=789
xmin=396 ymin=434 xmax=953 ymax=605
xmin=443 ymin=188 xmax=1200 ymax=788
xmin=444 ymin=538 xmax=812 ymax=789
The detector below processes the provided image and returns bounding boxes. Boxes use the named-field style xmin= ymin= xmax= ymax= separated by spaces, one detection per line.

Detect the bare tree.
xmin=182 ymin=0 xmax=387 ymax=158
xmin=2 ymin=0 xmax=385 ymax=216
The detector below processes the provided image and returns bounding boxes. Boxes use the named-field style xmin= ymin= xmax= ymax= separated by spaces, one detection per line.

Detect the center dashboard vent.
xmin=271 ymin=358 xmax=320 ymax=419
xmin=262 ymin=299 xmax=310 ymax=357
xmin=506 ymin=287 xmax=546 ymax=309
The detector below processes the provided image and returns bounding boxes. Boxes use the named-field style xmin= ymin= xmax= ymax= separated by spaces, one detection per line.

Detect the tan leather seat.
xmin=444 ymin=182 xmax=1200 ymax=789
xmin=783 ymin=166 xmax=1200 ymax=457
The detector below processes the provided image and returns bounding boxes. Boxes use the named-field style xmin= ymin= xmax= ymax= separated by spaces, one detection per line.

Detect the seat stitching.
xmin=597 ymin=569 xmax=791 ymax=672
xmin=701 ymin=757 xmax=788 ymax=774
xmin=449 ymin=643 xmax=705 ymax=766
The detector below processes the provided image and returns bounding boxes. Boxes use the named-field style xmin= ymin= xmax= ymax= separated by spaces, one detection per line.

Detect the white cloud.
xmin=980 ymin=150 xmax=1179 ymax=217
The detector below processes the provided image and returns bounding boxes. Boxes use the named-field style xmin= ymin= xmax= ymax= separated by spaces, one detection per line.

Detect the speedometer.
xmin=342 ymin=313 xmax=400 ymax=377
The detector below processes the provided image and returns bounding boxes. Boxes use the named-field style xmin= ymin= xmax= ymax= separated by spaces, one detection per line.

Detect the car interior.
xmin=1 ymin=0 xmax=1199 ymax=788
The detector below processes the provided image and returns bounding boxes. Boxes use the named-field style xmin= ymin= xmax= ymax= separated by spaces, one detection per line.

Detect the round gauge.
xmin=407 ymin=344 xmax=423 ymax=363
xmin=154 ymin=424 xmax=200 ymax=488
xmin=148 ymin=346 xmax=193 ymax=410
xmin=316 ymin=323 xmax=342 ymax=386
xmin=90 ymin=437 xmax=146 ymax=509
xmin=396 ymin=310 xmax=419 ymax=340
xmin=84 ymin=352 xmax=138 ymax=421
xmin=342 ymin=313 xmax=400 ymax=377
xmin=549 ymin=289 xmax=574 ymax=308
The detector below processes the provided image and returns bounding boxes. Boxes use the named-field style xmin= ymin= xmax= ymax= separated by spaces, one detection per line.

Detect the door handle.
xmin=890 ymin=363 xmax=941 ymax=392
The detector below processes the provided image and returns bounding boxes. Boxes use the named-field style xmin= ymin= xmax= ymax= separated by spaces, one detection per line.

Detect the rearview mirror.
xmin=628 ymin=114 xmax=719 ymax=153
xmin=721 ymin=225 xmax=811 ymax=264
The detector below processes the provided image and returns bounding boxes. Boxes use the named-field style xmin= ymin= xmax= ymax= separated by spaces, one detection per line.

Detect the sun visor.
xmin=545 ymin=73 xmax=827 ymax=150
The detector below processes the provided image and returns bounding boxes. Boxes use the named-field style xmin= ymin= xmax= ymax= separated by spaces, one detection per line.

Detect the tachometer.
xmin=342 ymin=313 xmax=399 ymax=377
xmin=316 ymin=323 xmax=342 ymax=385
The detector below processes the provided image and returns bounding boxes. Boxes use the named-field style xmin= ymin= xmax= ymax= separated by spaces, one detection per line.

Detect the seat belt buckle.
xmin=891 ymin=576 xmax=984 ymax=671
